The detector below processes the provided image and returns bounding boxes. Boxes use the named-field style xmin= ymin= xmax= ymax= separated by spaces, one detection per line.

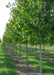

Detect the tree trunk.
xmin=43 ymin=43 xmax=45 ymax=52
xmin=40 ymin=44 xmax=42 ymax=75
xmin=35 ymin=45 xmax=37 ymax=51
xmin=20 ymin=44 xmax=21 ymax=58
xmin=26 ymin=42 xmax=29 ymax=75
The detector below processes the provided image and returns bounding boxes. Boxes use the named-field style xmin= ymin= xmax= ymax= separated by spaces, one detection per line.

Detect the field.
xmin=0 ymin=44 xmax=19 ymax=75
xmin=3 ymin=43 xmax=54 ymax=75
xmin=1 ymin=0 xmax=54 ymax=75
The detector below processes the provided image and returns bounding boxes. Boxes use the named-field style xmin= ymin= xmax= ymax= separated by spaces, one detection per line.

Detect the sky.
xmin=0 ymin=0 xmax=15 ymax=40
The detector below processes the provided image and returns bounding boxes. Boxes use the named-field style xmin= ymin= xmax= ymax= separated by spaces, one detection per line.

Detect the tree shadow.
xmin=0 ymin=45 xmax=19 ymax=75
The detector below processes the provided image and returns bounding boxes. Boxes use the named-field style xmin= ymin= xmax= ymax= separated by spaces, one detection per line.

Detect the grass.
xmin=0 ymin=44 xmax=19 ymax=75
xmin=21 ymin=45 xmax=54 ymax=58
xmin=17 ymin=50 xmax=54 ymax=73
xmin=9 ymin=45 xmax=54 ymax=58
xmin=7 ymin=45 xmax=54 ymax=74
xmin=17 ymin=44 xmax=54 ymax=51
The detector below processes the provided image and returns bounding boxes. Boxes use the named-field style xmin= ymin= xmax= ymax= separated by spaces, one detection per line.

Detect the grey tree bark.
xmin=40 ymin=44 xmax=42 ymax=75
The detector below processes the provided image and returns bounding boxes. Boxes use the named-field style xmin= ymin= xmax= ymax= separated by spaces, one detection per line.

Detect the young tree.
xmin=0 ymin=38 xmax=1 ymax=43
xmin=2 ymin=0 xmax=54 ymax=75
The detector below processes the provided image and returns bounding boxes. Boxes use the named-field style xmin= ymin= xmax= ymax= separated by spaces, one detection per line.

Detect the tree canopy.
xmin=2 ymin=0 xmax=54 ymax=45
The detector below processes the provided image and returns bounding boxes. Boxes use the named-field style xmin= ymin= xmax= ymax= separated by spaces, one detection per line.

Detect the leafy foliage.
xmin=2 ymin=0 xmax=54 ymax=45
xmin=0 ymin=38 xmax=1 ymax=43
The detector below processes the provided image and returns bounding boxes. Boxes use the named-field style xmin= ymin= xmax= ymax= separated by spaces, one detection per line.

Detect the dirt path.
xmin=4 ymin=46 xmax=40 ymax=75
xmin=3 ymin=45 xmax=54 ymax=75
xmin=21 ymin=49 xmax=54 ymax=62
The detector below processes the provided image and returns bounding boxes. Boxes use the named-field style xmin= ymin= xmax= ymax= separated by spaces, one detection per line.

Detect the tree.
xmin=0 ymin=38 xmax=1 ymax=43
xmin=2 ymin=0 xmax=54 ymax=75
